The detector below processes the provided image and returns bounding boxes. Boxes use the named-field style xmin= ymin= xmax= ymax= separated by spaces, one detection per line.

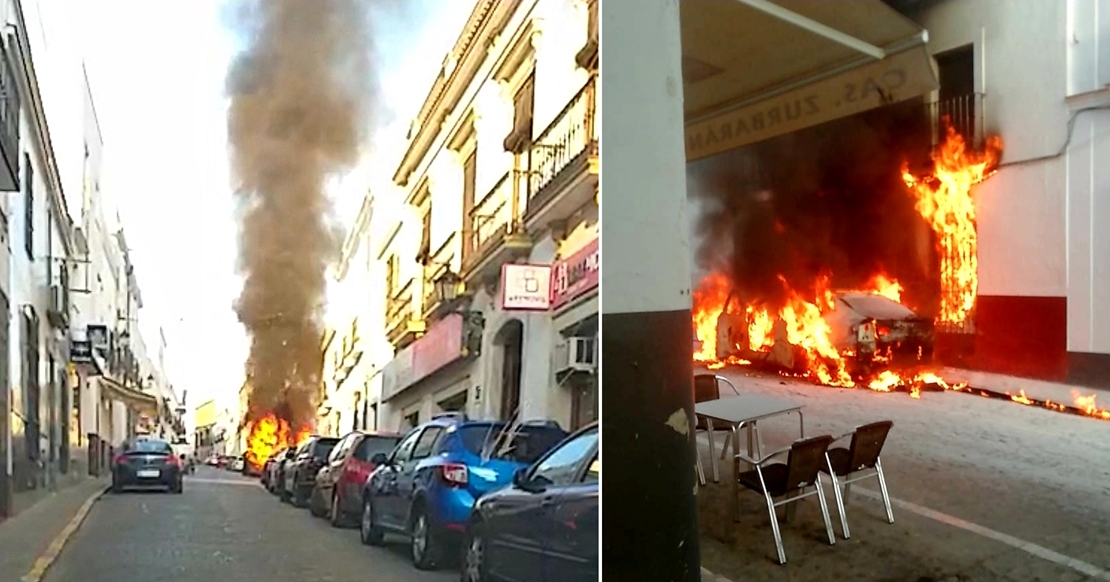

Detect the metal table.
xmin=694 ymin=394 xmax=805 ymax=521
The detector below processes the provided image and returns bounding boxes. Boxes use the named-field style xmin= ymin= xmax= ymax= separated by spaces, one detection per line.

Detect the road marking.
xmin=21 ymin=484 xmax=110 ymax=582
xmin=850 ymin=486 xmax=1110 ymax=581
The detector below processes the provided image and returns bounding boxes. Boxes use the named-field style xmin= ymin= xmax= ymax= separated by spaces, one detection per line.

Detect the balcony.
xmin=0 ymin=42 xmax=20 ymax=191
xmin=385 ymin=279 xmax=425 ymax=348
xmin=924 ymin=93 xmax=984 ymax=150
xmin=463 ymin=169 xmax=532 ymax=282
xmin=422 ymin=232 xmax=459 ymax=317
xmin=525 ymin=75 xmax=598 ymax=230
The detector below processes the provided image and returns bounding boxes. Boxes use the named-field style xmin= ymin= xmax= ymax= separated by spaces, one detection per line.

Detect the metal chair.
xmin=693 ymin=374 xmax=739 ymax=484
xmin=736 ymin=435 xmax=837 ymax=565
xmin=818 ymin=420 xmax=895 ymax=540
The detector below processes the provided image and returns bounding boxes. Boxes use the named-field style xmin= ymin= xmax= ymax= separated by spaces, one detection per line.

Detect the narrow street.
xmin=697 ymin=365 xmax=1110 ymax=580
xmin=41 ymin=468 xmax=454 ymax=582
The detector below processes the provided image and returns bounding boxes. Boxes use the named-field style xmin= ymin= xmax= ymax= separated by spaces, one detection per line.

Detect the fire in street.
xmin=689 ymin=111 xmax=1109 ymax=422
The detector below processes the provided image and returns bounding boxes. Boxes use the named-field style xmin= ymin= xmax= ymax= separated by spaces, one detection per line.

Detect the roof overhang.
xmin=682 ymin=0 xmax=939 ymax=162
xmin=100 ymin=375 xmax=159 ymax=414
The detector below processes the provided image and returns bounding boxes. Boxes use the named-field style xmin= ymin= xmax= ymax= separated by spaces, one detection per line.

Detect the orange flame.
xmin=903 ymin=125 xmax=1003 ymax=326
xmin=244 ymin=413 xmax=312 ymax=468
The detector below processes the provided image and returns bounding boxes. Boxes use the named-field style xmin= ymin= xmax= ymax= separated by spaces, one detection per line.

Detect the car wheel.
xmin=309 ymin=486 xmax=326 ymax=517
xmin=359 ymin=498 xmax=385 ymax=546
xmin=279 ymin=483 xmax=292 ymax=503
xmin=291 ymin=484 xmax=306 ymax=508
xmin=460 ymin=521 xmax=489 ymax=582
xmin=329 ymin=492 xmax=346 ymax=528
xmin=411 ymin=508 xmax=443 ymax=570
xmin=111 ymin=480 xmax=123 ymax=494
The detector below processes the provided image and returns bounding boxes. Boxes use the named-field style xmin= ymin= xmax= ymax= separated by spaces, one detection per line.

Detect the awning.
xmin=682 ymin=0 xmax=939 ymax=161
xmin=99 ymin=375 xmax=159 ymax=414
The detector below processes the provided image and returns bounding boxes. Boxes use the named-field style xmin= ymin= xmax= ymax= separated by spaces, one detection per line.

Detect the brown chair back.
xmin=848 ymin=420 xmax=893 ymax=472
xmin=693 ymin=374 xmax=721 ymax=430
xmin=784 ymin=435 xmax=834 ymax=490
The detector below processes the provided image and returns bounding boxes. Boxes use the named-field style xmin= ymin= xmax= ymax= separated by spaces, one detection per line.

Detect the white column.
xmin=601 ymin=0 xmax=701 ymax=579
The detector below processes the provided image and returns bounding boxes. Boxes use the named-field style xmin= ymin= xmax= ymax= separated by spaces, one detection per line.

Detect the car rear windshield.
xmin=458 ymin=424 xmax=567 ymax=464
xmin=355 ymin=436 xmax=401 ymax=461
xmin=127 ymin=440 xmax=173 ymax=454
xmin=312 ymin=438 xmax=340 ymax=458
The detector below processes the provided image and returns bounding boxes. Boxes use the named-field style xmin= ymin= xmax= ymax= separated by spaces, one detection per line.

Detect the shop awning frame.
xmin=100 ymin=375 xmax=159 ymax=414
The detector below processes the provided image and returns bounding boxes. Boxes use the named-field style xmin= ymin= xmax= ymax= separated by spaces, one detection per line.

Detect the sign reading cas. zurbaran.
xmin=685 ymin=46 xmax=939 ymax=162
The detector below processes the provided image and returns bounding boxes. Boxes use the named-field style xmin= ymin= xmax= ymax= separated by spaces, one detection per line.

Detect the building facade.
xmin=365 ymin=0 xmax=599 ymax=433
xmin=902 ymin=0 xmax=1110 ymax=386
xmin=0 ymin=0 xmax=179 ymax=519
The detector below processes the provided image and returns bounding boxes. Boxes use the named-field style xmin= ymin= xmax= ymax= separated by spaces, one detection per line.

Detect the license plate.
xmin=137 ymin=469 xmax=160 ymax=478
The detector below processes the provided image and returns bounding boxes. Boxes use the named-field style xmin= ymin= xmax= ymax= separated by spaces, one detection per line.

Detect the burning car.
xmin=715 ymin=288 xmax=933 ymax=379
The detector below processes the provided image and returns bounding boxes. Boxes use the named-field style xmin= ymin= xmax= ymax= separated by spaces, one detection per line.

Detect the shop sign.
xmin=382 ymin=313 xmax=465 ymax=400
xmin=70 ymin=340 xmax=93 ymax=364
xmin=500 ymin=264 xmax=552 ymax=311
xmin=552 ymin=237 xmax=599 ymax=309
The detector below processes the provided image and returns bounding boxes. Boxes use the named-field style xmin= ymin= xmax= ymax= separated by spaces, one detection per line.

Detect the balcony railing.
xmin=470 ymin=170 xmax=518 ymax=255
xmin=528 ymin=75 xmax=597 ymax=199
xmin=423 ymin=233 xmax=456 ymax=312
xmin=385 ymin=279 xmax=414 ymax=333
xmin=924 ymin=93 xmax=983 ymax=150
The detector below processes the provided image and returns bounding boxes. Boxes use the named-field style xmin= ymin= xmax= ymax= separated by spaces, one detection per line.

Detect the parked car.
xmin=359 ymin=413 xmax=568 ymax=570
xmin=111 ymin=437 xmax=185 ymax=494
xmin=310 ymin=430 xmax=402 ymax=526
xmin=229 ymin=456 xmax=245 ymax=472
xmin=268 ymin=448 xmax=297 ymax=495
xmin=281 ymin=436 xmax=340 ymax=506
xmin=460 ymin=423 xmax=598 ymax=582
xmin=261 ymin=451 xmax=281 ymax=488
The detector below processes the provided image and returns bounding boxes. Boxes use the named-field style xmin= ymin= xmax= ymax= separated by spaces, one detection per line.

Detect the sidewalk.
xmin=694 ymin=450 xmax=1105 ymax=582
xmin=0 ymin=477 xmax=108 ymax=582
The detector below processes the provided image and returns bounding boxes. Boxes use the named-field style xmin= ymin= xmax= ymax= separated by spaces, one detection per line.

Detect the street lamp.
xmin=433 ymin=270 xmax=463 ymax=304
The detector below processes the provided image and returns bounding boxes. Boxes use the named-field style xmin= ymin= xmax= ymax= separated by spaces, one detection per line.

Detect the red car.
xmin=310 ymin=430 xmax=402 ymax=526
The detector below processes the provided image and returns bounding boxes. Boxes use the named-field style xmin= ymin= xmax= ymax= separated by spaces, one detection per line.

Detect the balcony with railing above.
xmin=924 ymin=93 xmax=984 ymax=150
xmin=463 ymin=169 xmax=532 ymax=281
xmin=385 ymin=279 xmax=423 ymax=347
xmin=526 ymin=75 xmax=598 ymax=228
xmin=0 ymin=41 xmax=20 ymax=192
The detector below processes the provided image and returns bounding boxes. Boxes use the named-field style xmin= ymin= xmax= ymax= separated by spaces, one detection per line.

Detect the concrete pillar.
xmin=601 ymin=0 xmax=700 ymax=579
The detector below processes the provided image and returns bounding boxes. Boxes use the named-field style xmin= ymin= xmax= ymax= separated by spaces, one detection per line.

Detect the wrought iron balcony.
xmin=924 ymin=93 xmax=984 ymax=150
xmin=385 ymin=279 xmax=415 ymax=341
xmin=463 ymin=169 xmax=532 ymax=280
xmin=526 ymin=75 xmax=598 ymax=222
xmin=423 ymin=232 xmax=458 ymax=316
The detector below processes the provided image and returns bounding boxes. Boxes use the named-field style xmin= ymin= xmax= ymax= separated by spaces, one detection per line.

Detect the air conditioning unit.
xmin=553 ymin=336 xmax=597 ymax=375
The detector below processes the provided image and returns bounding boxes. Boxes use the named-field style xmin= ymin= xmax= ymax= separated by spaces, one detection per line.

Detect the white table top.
xmin=694 ymin=394 xmax=803 ymax=425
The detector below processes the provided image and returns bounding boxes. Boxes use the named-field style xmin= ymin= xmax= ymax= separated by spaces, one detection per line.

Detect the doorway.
xmin=496 ymin=320 xmax=524 ymax=421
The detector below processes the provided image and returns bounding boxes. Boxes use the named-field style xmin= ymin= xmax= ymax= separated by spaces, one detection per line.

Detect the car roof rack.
xmin=432 ymin=411 xmax=468 ymax=422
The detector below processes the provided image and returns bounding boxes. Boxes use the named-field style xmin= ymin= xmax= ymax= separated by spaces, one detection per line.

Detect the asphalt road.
xmin=43 ymin=467 xmax=456 ymax=582
xmin=702 ymin=365 xmax=1110 ymax=574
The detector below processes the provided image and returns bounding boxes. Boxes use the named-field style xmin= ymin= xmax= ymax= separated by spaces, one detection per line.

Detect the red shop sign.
xmin=551 ymin=237 xmax=599 ymax=309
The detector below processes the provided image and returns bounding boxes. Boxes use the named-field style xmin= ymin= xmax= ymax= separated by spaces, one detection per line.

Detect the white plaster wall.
xmin=1065 ymin=108 xmax=1110 ymax=354
xmin=533 ymin=0 xmax=590 ymax=140
xmin=1067 ymin=0 xmax=1110 ymax=96
xmin=601 ymin=0 xmax=690 ymax=314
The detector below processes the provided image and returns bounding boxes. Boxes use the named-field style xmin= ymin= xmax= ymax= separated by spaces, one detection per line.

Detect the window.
xmin=503 ymin=73 xmax=535 ymax=153
xmin=21 ymin=307 xmax=39 ymax=461
xmin=531 ymin=427 xmax=598 ymax=487
xmin=584 ymin=455 xmax=599 ymax=483
xmin=23 ymin=153 xmax=33 ymax=259
xmin=418 ymin=200 xmax=431 ymax=263
xmin=127 ymin=439 xmax=174 ymax=454
xmin=328 ymin=434 xmax=353 ymax=462
xmin=391 ymin=428 xmax=422 ymax=464
xmin=385 ymin=255 xmax=399 ymax=297
xmin=411 ymin=426 xmax=444 ymax=460
xmin=462 ymin=150 xmax=477 ymax=258
xmin=355 ymin=435 xmax=402 ymax=461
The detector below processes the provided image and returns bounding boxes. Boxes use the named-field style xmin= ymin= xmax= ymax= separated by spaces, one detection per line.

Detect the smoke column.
xmin=687 ymin=102 xmax=939 ymax=312
xmin=226 ymin=0 xmax=374 ymax=431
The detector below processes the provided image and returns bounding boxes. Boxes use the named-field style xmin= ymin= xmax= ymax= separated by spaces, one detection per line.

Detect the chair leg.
xmin=843 ymin=482 xmax=851 ymax=505
xmin=814 ymin=475 xmax=836 ymax=546
xmin=695 ymin=449 xmax=706 ymax=486
xmin=827 ymin=471 xmax=851 ymax=540
xmin=875 ymin=458 xmax=895 ymax=524
xmin=764 ymin=492 xmax=787 ymax=565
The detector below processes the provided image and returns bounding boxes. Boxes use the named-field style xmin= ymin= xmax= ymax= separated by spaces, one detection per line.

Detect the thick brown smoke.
xmin=226 ymin=0 xmax=374 ymax=431
xmin=688 ymin=101 xmax=941 ymax=313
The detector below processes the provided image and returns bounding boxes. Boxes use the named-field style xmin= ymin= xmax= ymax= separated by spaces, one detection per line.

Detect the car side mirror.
xmin=513 ymin=468 xmax=539 ymax=491
xmin=371 ymin=453 xmax=389 ymax=465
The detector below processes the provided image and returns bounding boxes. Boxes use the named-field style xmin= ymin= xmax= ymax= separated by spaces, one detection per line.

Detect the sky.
xmin=53 ymin=0 xmax=474 ymax=417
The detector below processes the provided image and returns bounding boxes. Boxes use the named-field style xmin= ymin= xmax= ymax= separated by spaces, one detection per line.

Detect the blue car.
xmin=359 ymin=413 xmax=568 ymax=570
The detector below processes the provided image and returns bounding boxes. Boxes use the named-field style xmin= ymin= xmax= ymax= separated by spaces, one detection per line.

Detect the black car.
xmin=281 ymin=436 xmax=339 ymax=506
xmin=460 ymin=422 xmax=598 ymax=582
xmin=112 ymin=437 xmax=185 ymax=494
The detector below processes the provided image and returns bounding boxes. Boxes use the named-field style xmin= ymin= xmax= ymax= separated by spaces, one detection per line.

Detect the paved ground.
xmin=41 ymin=467 xmax=455 ymax=582
xmin=696 ymin=365 xmax=1110 ymax=582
